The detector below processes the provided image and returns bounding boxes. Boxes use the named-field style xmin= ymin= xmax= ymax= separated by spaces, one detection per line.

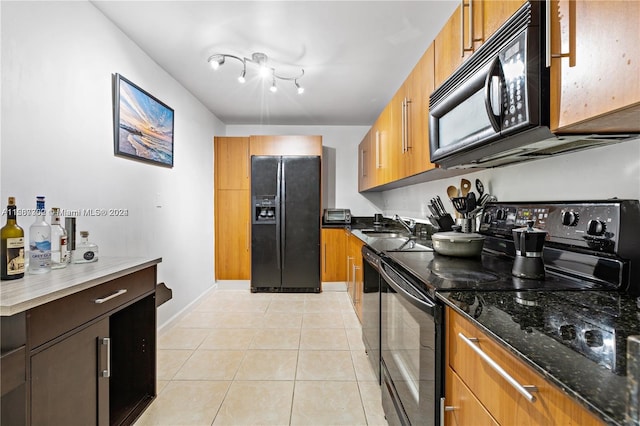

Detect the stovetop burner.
xmin=383 ymin=250 xmax=607 ymax=297
xmin=430 ymin=269 xmax=500 ymax=284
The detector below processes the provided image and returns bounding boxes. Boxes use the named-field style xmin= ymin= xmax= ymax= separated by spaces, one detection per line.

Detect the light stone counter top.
xmin=0 ymin=257 xmax=162 ymax=316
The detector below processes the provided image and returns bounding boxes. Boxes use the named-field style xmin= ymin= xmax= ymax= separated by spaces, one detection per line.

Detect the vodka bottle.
xmin=50 ymin=207 xmax=68 ymax=269
xmin=72 ymin=231 xmax=98 ymax=263
xmin=29 ymin=196 xmax=51 ymax=274
xmin=1 ymin=197 xmax=25 ymax=280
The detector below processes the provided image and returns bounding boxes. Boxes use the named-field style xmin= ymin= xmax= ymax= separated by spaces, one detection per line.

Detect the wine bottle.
xmin=50 ymin=207 xmax=68 ymax=269
xmin=29 ymin=196 xmax=51 ymax=274
xmin=1 ymin=197 xmax=25 ymax=280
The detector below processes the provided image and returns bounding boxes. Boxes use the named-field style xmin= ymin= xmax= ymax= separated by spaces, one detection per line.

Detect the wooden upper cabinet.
xmin=358 ymin=130 xmax=372 ymax=192
xmin=474 ymin=1 xmax=527 ymax=49
xmin=249 ymin=135 xmax=323 ymax=156
xmin=435 ymin=1 xmax=526 ymax=89
xmin=214 ymin=137 xmax=249 ymax=190
xmin=549 ymin=0 xmax=640 ymax=133
xmin=401 ymin=43 xmax=436 ymax=178
xmin=435 ymin=4 xmax=469 ymax=89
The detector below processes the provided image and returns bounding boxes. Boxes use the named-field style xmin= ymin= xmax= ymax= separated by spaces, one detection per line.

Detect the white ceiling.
xmin=91 ymin=1 xmax=458 ymax=126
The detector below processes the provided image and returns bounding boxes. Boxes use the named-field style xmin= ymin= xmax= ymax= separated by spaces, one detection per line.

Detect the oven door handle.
xmin=380 ymin=265 xmax=436 ymax=313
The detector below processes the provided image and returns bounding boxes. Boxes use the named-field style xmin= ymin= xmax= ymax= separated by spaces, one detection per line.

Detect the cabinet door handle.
xmin=546 ymin=0 xmax=575 ymax=68
xmin=458 ymin=332 xmax=538 ymax=402
xmin=94 ymin=289 xmax=127 ymax=304
xmin=461 ymin=0 xmax=475 ymax=55
xmin=401 ymin=98 xmax=406 ymax=153
xmin=375 ymin=131 xmax=381 ymax=169
xmin=101 ymin=337 xmax=111 ymax=378
xmin=439 ymin=397 xmax=456 ymax=426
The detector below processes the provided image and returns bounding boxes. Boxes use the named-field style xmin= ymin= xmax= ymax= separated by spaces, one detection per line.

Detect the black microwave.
xmin=429 ymin=1 xmax=552 ymax=169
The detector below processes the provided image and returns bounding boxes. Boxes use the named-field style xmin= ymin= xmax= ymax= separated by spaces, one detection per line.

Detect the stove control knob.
xmin=587 ymin=220 xmax=606 ymax=236
xmin=559 ymin=324 xmax=576 ymax=341
xmin=584 ymin=330 xmax=604 ymax=347
xmin=561 ymin=211 xmax=579 ymax=226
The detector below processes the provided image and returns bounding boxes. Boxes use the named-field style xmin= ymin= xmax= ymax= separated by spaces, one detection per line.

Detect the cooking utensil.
xmin=447 ymin=185 xmax=458 ymax=199
xmin=430 ymin=198 xmax=442 ymax=217
xmin=451 ymin=196 xmax=468 ymax=214
xmin=466 ymin=192 xmax=477 ymax=212
xmin=428 ymin=204 xmax=440 ymax=218
xmin=460 ymin=179 xmax=471 ymax=196
xmin=475 ymin=179 xmax=485 ymax=196
xmin=432 ymin=225 xmax=485 ymax=257
xmin=435 ymin=196 xmax=447 ymax=215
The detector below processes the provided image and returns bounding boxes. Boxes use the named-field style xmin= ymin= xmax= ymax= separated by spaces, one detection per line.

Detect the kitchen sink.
xmin=361 ymin=230 xmax=408 ymax=238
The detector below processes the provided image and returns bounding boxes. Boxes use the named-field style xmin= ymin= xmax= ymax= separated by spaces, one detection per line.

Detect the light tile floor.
xmin=135 ymin=288 xmax=388 ymax=426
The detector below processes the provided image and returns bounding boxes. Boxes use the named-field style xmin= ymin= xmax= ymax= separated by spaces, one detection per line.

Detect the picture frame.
xmin=113 ymin=73 xmax=174 ymax=167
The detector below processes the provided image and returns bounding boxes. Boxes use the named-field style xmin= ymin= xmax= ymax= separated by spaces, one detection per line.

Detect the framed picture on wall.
xmin=113 ymin=73 xmax=174 ymax=167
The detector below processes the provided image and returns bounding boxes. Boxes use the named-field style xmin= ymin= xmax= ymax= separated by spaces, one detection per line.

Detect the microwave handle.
xmin=484 ymin=56 xmax=503 ymax=133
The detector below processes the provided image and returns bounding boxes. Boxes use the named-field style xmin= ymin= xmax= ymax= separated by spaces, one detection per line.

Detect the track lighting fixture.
xmin=207 ymin=51 xmax=304 ymax=94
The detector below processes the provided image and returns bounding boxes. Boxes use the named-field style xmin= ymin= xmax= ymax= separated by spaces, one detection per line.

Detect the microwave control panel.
xmin=499 ymin=31 xmax=528 ymax=131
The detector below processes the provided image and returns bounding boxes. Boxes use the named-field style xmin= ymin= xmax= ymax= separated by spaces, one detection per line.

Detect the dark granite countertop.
xmin=355 ymin=229 xmax=640 ymax=425
xmin=437 ymin=289 xmax=640 ymax=425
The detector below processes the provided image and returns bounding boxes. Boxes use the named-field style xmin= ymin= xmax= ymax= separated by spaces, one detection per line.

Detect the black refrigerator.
xmin=250 ymin=155 xmax=321 ymax=293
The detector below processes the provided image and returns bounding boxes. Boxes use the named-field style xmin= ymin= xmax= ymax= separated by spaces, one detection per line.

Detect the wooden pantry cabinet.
xmin=321 ymin=228 xmax=347 ymax=282
xmin=214 ymin=135 xmax=323 ymax=281
xmin=549 ymin=0 xmax=640 ymax=133
xmin=214 ymin=136 xmax=250 ymax=280
xmin=443 ymin=307 xmax=603 ymax=426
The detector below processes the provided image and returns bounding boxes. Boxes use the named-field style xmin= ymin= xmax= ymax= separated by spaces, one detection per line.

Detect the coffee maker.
xmin=512 ymin=220 xmax=547 ymax=279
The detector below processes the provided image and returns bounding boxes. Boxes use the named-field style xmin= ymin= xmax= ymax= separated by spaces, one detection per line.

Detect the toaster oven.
xmin=323 ymin=208 xmax=351 ymax=224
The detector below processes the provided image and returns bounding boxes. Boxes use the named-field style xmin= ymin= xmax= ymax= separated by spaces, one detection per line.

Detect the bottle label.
xmin=84 ymin=251 xmax=95 ymax=261
xmin=5 ymin=237 xmax=25 ymax=275
xmin=60 ymin=236 xmax=68 ymax=263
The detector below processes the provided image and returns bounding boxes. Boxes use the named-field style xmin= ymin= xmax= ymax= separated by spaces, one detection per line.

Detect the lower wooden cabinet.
xmin=321 ymin=228 xmax=347 ymax=282
xmin=346 ymin=232 xmax=364 ymax=321
xmin=445 ymin=366 xmax=498 ymax=426
xmin=1 ymin=264 xmax=158 ymax=426
xmin=444 ymin=307 xmax=603 ymax=426
xmin=31 ymin=318 xmax=110 ymax=425
xmin=215 ymin=189 xmax=250 ymax=280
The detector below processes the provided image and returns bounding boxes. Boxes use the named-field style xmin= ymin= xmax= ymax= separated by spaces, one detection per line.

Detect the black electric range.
xmin=385 ymin=199 xmax=640 ymax=298
xmin=382 ymin=200 xmax=640 ymax=378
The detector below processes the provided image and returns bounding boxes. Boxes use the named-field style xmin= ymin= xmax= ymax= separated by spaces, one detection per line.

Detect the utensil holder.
xmin=457 ymin=218 xmax=474 ymax=233
xmin=435 ymin=214 xmax=455 ymax=232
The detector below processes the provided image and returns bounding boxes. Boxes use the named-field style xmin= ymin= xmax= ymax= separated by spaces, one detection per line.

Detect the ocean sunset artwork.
xmin=114 ymin=74 xmax=174 ymax=167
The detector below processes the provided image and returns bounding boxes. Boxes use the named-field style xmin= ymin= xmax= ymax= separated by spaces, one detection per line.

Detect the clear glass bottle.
xmin=29 ymin=196 xmax=51 ymax=274
xmin=50 ymin=207 xmax=68 ymax=269
xmin=1 ymin=197 xmax=25 ymax=280
xmin=72 ymin=231 xmax=98 ymax=263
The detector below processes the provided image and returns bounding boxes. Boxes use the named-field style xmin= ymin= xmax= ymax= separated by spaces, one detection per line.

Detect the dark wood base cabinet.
xmin=1 ymin=261 xmax=159 ymax=426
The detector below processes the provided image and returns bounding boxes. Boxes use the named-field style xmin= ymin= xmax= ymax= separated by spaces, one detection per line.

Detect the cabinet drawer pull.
xmin=101 ymin=337 xmax=111 ymax=378
xmin=439 ymin=397 xmax=456 ymax=426
xmin=458 ymin=332 xmax=538 ymax=403
xmin=94 ymin=289 xmax=128 ymax=304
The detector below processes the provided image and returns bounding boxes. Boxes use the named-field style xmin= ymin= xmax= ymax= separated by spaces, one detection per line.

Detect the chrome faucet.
xmin=393 ymin=215 xmax=416 ymax=236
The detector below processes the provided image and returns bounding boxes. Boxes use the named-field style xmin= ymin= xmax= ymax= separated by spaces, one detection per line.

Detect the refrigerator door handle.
xmin=275 ymin=159 xmax=282 ymax=270
xmin=280 ymin=158 xmax=286 ymax=268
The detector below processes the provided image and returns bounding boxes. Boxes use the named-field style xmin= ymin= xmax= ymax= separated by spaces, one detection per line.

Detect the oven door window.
xmin=381 ymin=275 xmax=437 ymax=425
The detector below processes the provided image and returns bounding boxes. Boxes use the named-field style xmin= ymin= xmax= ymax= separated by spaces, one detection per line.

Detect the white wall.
xmin=1 ymin=1 xmax=225 ymax=326
xmin=381 ymin=140 xmax=640 ymax=220
xmin=226 ymin=125 xmax=383 ymax=216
